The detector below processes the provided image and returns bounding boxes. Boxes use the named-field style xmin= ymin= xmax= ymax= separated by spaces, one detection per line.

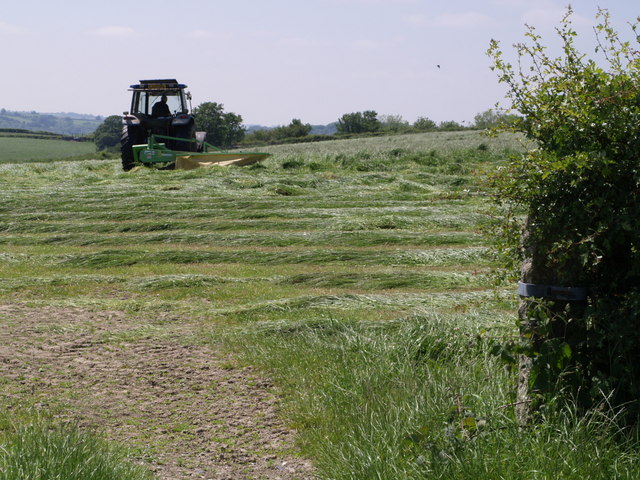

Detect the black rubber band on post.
xmin=518 ymin=282 xmax=588 ymax=301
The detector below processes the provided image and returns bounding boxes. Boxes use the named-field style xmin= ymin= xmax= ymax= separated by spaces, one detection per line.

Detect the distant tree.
xmin=438 ymin=120 xmax=464 ymax=131
xmin=473 ymin=108 xmax=521 ymax=129
xmin=380 ymin=114 xmax=410 ymax=133
xmin=243 ymin=119 xmax=312 ymax=144
xmin=336 ymin=111 xmax=381 ymax=134
xmin=194 ymin=102 xmax=245 ymax=148
xmin=280 ymin=118 xmax=312 ymax=138
xmin=246 ymin=128 xmax=272 ymax=143
xmin=311 ymin=123 xmax=338 ymax=135
xmin=336 ymin=112 xmax=359 ymax=134
xmin=94 ymin=115 xmax=122 ymax=150
xmin=413 ymin=116 xmax=437 ymax=131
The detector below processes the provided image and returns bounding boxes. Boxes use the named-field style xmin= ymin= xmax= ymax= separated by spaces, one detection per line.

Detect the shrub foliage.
xmin=193 ymin=102 xmax=244 ymax=148
xmin=94 ymin=115 xmax=122 ymax=151
xmin=488 ymin=8 xmax=640 ymax=418
xmin=337 ymin=110 xmax=381 ymax=134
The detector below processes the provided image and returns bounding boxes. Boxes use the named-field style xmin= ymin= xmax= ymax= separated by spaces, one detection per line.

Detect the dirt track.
xmin=0 ymin=303 xmax=313 ymax=479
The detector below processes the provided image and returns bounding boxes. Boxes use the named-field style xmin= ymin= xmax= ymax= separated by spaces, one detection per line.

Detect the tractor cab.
xmin=128 ymin=79 xmax=190 ymax=118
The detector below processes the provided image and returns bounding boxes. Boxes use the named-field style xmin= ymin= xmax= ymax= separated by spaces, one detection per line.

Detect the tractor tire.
xmin=121 ymin=126 xmax=137 ymax=171
xmin=173 ymin=124 xmax=197 ymax=152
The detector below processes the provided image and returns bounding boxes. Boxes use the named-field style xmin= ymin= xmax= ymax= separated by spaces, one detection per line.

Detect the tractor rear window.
xmin=134 ymin=91 xmax=183 ymax=116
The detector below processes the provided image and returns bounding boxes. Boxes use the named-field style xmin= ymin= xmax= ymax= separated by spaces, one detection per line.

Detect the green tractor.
xmin=121 ymin=79 xmax=269 ymax=171
xmin=121 ymin=79 xmax=196 ymax=170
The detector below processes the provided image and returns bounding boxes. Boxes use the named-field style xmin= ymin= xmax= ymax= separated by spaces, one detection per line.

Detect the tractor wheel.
xmin=173 ymin=124 xmax=197 ymax=152
xmin=121 ymin=126 xmax=137 ymax=171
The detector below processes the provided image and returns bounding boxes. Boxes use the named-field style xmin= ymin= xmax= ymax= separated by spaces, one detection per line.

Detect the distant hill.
xmin=1 ymin=109 xmax=339 ymax=138
xmin=0 ymin=109 xmax=104 ymax=136
xmin=310 ymin=123 xmax=338 ymax=135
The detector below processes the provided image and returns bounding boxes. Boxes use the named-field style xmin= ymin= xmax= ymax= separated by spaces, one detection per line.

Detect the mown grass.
xmin=1 ymin=130 xmax=638 ymax=478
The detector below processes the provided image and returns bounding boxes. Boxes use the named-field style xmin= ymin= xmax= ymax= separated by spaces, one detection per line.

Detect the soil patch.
xmin=0 ymin=303 xmax=313 ymax=479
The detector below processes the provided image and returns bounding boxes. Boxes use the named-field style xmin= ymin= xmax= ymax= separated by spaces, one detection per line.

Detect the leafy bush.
xmin=94 ymin=115 xmax=122 ymax=151
xmin=413 ymin=116 xmax=437 ymax=131
xmin=437 ymin=120 xmax=464 ymax=131
xmin=380 ymin=114 xmax=411 ymax=133
xmin=193 ymin=102 xmax=244 ymax=148
xmin=337 ymin=110 xmax=381 ymax=134
xmin=244 ymin=119 xmax=312 ymax=144
xmin=488 ymin=7 xmax=640 ymax=418
xmin=473 ymin=109 xmax=520 ymax=129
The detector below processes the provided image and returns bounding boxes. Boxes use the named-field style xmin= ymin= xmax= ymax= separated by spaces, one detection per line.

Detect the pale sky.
xmin=0 ymin=1 xmax=637 ymax=126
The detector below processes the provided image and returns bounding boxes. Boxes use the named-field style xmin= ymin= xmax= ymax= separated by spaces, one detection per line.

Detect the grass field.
xmin=0 ymin=136 xmax=96 ymax=163
xmin=1 ymin=130 xmax=638 ymax=478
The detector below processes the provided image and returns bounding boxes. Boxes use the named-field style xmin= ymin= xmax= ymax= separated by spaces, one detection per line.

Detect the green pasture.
xmin=0 ymin=136 xmax=96 ymax=163
xmin=1 ymin=130 xmax=638 ymax=478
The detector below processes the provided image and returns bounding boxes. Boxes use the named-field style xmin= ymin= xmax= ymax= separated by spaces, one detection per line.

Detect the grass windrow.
xmin=2 ymin=131 xmax=637 ymax=478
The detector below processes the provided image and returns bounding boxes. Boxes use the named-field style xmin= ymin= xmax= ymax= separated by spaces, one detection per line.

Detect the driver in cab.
xmin=152 ymin=94 xmax=171 ymax=117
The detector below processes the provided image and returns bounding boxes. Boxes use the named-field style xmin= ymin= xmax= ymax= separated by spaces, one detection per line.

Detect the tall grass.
xmin=227 ymin=314 xmax=640 ymax=479
xmin=0 ymin=414 xmax=152 ymax=480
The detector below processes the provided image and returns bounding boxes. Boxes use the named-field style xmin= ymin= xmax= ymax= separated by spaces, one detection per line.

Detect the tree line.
xmin=93 ymin=104 xmax=519 ymax=151
xmin=230 ymin=108 xmax=519 ymax=145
